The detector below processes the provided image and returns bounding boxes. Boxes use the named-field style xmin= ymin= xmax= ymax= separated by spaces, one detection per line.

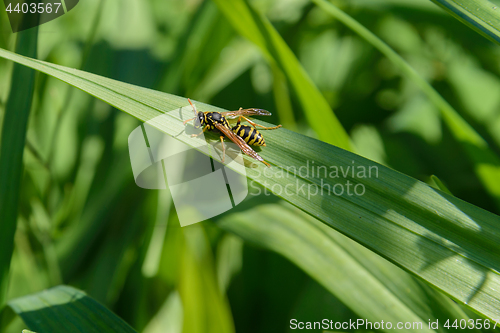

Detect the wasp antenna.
xmin=187 ymin=98 xmax=197 ymax=116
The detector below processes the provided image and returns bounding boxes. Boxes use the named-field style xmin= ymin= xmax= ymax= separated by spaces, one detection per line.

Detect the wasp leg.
xmin=191 ymin=126 xmax=208 ymax=137
xmin=183 ymin=117 xmax=195 ymax=125
xmin=238 ymin=116 xmax=282 ymax=130
xmin=220 ymin=135 xmax=226 ymax=163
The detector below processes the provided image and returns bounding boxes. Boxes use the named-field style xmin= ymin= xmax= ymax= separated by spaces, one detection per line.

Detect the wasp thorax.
xmin=211 ymin=112 xmax=221 ymax=121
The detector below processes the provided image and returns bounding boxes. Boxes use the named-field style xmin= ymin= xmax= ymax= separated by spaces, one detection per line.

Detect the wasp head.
xmin=187 ymin=98 xmax=205 ymax=129
xmin=194 ymin=112 xmax=205 ymax=129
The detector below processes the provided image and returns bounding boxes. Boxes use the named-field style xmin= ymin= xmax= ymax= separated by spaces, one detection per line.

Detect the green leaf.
xmin=0 ymin=27 xmax=38 ymax=308
xmin=430 ymin=0 xmax=500 ymax=44
xmin=0 ymin=48 xmax=499 ymax=321
xmin=212 ymin=0 xmax=352 ymax=151
xmin=8 ymin=285 xmax=137 ymax=333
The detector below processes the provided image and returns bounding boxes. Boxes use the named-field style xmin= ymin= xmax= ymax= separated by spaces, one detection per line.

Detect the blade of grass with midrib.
xmin=0 ymin=49 xmax=500 ymax=320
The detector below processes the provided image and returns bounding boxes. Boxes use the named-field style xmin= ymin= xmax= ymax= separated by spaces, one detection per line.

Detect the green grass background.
xmin=1 ymin=0 xmax=500 ymax=332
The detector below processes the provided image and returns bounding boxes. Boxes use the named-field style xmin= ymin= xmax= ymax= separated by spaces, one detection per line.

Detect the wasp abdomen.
xmin=232 ymin=124 xmax=266 ymax=146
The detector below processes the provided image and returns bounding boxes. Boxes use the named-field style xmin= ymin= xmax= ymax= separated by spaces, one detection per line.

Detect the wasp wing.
xmin=214 ymin=122 xmax=270 ymax=167
xmin=221 ymin=108 xmax=272 ymax=119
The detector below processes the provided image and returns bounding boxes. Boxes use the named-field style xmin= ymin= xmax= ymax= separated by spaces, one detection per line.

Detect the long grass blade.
xmin=0 ymin=27 xmax=38 ymax=308
xmin=0 ymin=49 xmax=499 ymax=320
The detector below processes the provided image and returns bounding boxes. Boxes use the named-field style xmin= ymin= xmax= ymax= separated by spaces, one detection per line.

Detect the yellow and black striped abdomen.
xmin=232 ymin=124 xmax=266 ymax=146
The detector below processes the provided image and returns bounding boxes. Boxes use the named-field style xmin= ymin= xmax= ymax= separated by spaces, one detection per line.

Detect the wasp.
xmin=183 ymin=99 xmax=281 ymax=167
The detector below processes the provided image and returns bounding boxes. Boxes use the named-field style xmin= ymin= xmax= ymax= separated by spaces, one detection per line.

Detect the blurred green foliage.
xmin=1 ymin=0 xmax=500 ymax=332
